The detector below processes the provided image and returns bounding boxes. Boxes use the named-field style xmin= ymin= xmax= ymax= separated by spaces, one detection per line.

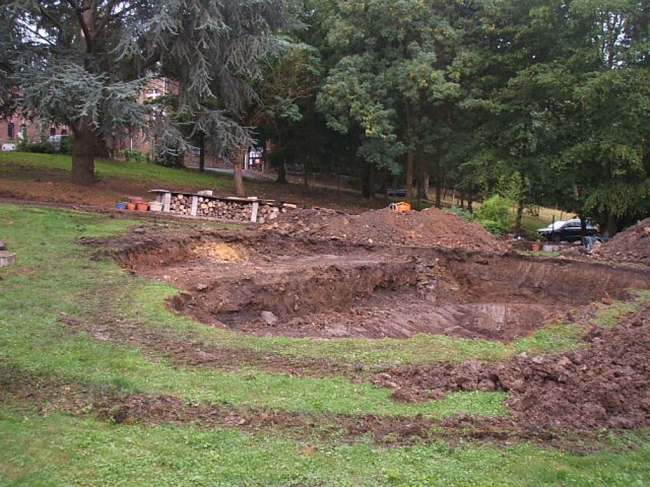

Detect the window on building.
xmin=7 ymin=122 xmax=14 ymax=140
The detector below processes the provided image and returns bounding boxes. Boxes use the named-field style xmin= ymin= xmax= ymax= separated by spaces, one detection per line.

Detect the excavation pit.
xmin=115 ymin=227 xmax=650 ymax=342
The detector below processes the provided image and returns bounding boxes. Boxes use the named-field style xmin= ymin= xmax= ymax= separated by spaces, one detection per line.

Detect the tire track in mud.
xmin=55 ymin=301 xmax=650 ymax=435
xmin=57 ymin=312 xmax=378 ymax=379
xmin=0 ymin=362 xmax=615 ymax=452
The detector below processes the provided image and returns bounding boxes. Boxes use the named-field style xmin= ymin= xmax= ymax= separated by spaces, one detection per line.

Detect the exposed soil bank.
xmin=111 ymin=225 xmax=650 ymax=341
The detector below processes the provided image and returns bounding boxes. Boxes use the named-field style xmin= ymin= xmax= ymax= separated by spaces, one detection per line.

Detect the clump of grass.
xmin=590 ymin=289 xmax=650 ymax=327
xmin=512 ymin=322 xmax=588 ymax=354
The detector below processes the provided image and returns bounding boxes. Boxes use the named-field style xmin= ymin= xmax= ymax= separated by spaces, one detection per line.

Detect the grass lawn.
xmin=1 ymin=154 xmax=649 ymax=486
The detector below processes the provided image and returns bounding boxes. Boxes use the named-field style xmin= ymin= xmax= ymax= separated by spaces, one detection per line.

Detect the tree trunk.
xmin=71 ymin=118 xmax=96 ymax=186
xmin=233 ymin=148 xmax=246 ymax=197
xmin=276 ymin=159 xmax=287 ymax=183
xmin=417 ymin=156 xmax=429 ymax=201
xmin=405 ymin=150 xmax=414 ymax=204
xmin=198 ymin=135 xmax=205 ymax=173
xmin=515 ymin=198 xmax=524 ymax=235
xmin=361 ymin=160 xmax=372 ymax=199
xmin=602 ymin=208 xmax=617 ymax=237
xmin=302 ymin=162 xmax=310 ymax=188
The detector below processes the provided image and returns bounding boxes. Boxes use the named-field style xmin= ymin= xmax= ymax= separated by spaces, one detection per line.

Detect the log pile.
xmin=166 ymin=193 xmax=288 ymax=223
xmin=198 ymin=198 xmax=251 ymax=221
xmin=169 ymin=194 xmax=193 ymax=215
xmin=256 ymin=205 xmax=283 ymax=224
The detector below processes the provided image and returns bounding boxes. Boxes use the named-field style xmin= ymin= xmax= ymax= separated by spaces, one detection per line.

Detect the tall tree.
xmin=467 ymin=0 xmax=650 ymax=235
xmin=0 ymin=8 xmax=20 ymax=119
xmin=5 ymin=0 xmax=293 ymax=187
xmin=316 ymin=0 xmax=461 ymax=201
xmin=246 ymin=43 xmax=322 ymax=186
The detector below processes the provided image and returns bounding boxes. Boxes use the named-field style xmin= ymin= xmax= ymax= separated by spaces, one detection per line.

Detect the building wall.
xmin=0 ymin=114 xmax=69 ymax=146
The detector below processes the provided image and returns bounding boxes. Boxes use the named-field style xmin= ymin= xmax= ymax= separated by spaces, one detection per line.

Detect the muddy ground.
xmin=62 ymin=206 xmax=649 ymax=442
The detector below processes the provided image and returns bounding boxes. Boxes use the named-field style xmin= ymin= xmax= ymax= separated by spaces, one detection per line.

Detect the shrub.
xmin=59 ymin=136 xmax=73 ymax=155
xmin=18 ymin=138 xmax=54 ymax=154
xmin=121 ymin=149 xmax=149 ymax=163
xmin=475 ymin=194 xmax=513 ymax=235
xmin=445 ymin=205 xmax=472 ymax=221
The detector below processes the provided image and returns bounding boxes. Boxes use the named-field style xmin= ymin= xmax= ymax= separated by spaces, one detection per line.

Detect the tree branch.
xmin=37 ymin=5 xmax=64 ymax=33
xmin=96 ymin=0 xmax=131 ymax=37
xmin=67 ymin=0 xmax=93 ymax=53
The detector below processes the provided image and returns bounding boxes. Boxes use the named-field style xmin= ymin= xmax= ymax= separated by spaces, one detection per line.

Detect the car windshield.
xmin=545 ymin=221 xmax=567 ymax=230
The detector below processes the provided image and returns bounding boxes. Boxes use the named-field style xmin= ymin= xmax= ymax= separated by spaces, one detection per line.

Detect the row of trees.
xmin=1 ymin=0 xmax=648 ymax=234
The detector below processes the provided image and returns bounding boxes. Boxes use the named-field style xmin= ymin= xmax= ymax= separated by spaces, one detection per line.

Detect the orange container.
xmin=389 ymin=201 xmax=411 ymax=212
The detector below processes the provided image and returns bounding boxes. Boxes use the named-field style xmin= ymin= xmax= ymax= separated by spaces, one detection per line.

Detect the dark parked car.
xmin=537 ymin=218 xmax=600 ymax=242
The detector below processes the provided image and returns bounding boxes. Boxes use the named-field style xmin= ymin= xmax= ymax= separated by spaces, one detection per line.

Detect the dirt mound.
xmin=373 ymin=303 xmax=650 ymax=430
xmin=594 ymin=217 xmax=650 ymax=266
xmin=266 ymin=207 xmax=504 ymax=251
xmin=498 ymin=310 xmax=650 ymax=429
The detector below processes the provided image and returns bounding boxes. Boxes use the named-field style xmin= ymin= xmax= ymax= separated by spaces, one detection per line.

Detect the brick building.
xmin=0 ymin=114 xmax=69 ymax=147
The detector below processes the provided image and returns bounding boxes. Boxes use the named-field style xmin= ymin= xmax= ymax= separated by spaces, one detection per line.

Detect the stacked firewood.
xmin=196 ymin=198 xmax=252 ymax=220
xmin=168 ymin=193 xmax=289 ymax=222
xmin=169 ymin=194 xmax=193 ymax=214
xmin=256 ymin=205 xmax=283 ymax=224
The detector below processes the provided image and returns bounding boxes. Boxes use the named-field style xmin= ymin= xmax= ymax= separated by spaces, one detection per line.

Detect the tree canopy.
xmin=3 ymin=0 xmax=295 ymax=186
xmin=3 ymin=0 xmax=649 ymax=234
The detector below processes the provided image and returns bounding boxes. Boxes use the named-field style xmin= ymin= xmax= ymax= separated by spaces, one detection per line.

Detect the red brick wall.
xmin=0 ymin=115 xmax=69 ymax=145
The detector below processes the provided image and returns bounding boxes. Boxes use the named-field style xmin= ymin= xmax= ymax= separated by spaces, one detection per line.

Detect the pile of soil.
xmin=594 ymin=217 xmax=650 ymax=266
xmin=372 ymin=302 xmax=650 ymax=430
xmin=265 ymin=207 xmax=505 ymax=251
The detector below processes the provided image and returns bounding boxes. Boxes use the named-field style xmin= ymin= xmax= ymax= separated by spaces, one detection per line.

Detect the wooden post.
xmin=251 ymin=201 xmax=259 ymax=222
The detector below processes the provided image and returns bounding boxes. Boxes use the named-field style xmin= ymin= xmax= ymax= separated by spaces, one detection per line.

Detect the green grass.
xmin=589 ymin=289 xmax=650 ymax=327
xmin=0 ymin=151 xmax=235 ymax=188
xmin=2 ymin=202 xmax=650 ymax=486
xmin=1 ymin=411 xmax=649 ymax=487
xmin=512 ymin=322 xmax=588 ymax=354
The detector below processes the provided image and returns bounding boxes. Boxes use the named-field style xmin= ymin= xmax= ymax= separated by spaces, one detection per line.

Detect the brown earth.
xmin=73 ymin=209 xmax=650 ymax=438
xmin=3 ymin=172 xmax=650 ymax=448
xmin=372 ymin=302 xmax=650 ymax=430
xmin=592 ymin=217 xmax=650 ymax=267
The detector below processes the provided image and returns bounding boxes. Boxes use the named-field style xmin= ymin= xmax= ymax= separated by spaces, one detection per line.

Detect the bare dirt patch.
xmin=593 ymin=217 xmax=650 ymax=267
xmin=81 ymin=207 xmax=650 ymax=435
xmin=6 ymin=164 xmax=650 ymax=448
xmin=372 ymin=302 xmax=650 ymax=430
xmin=108 ymin=214 xmax=649 ymax=341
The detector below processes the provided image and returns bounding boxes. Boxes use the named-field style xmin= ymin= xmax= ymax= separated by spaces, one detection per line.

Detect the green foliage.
xmin=474 ymin=195 xmax=513 ymax=235
xmin=445 ymin=205 xmax=472 ymax=221
xmin=468 ymin=0 xmax=650 ymax=233
xmin=4 ymin=0 xmax=295 ymax=184
xmin=121 ymin=149 xmax=149 ymax=164
xmin=17 ymin=138 xmax=54 ymax=154
xmin=316 ymin=0 xmax=462 ymax=181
